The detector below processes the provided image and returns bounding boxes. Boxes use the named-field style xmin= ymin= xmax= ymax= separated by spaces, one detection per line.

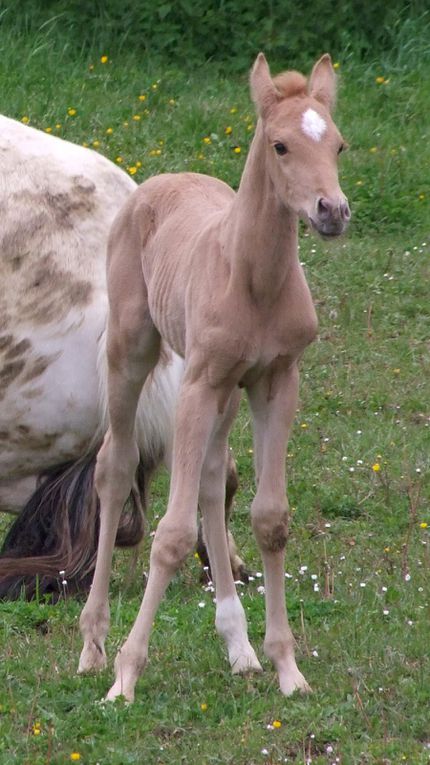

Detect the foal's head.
xmin=251 ymin=53 xmax=350 ymax=238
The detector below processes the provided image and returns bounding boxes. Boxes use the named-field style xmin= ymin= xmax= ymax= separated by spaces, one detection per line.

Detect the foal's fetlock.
xmin=105 ymin=646 xmax=147 ymax=703
xmin=78 ymin=604 xmax=110 ymax=673
xmin=78 ymin=638 xmax=107 ymax=674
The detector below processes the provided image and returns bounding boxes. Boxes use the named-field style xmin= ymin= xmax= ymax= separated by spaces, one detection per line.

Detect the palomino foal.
xmin=79 ymin=53 xmax=350 ymax=700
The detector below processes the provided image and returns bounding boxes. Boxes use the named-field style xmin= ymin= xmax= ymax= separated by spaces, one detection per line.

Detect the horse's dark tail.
xmin=0 ymin=449 xmax=147 ymax=600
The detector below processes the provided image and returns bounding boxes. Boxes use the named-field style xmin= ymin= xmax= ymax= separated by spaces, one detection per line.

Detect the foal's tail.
xmin=0 ymin=450 xmax=147 ymax=600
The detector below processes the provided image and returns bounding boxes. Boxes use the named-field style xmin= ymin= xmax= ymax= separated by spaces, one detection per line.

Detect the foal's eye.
xmin=274 ymin=142 xmax=288 ymax=156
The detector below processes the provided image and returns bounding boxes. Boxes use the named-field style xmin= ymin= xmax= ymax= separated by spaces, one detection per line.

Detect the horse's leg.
xmin=199 ymin=390 xmax=261 ymax=674
xmin=247 ymin=363 xmax=311 ymax=695
xmin=196 ymin=451 xmax=248 ymax=582
xmin=79 ymin=214 xmax=160 ymax=673
xmin=105 ymin=377 xmax=228 ymax=702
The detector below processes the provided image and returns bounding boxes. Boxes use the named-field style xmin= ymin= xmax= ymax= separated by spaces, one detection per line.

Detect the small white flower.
xmin=312 ymin=649 xmax=319 ymax=657
xmin=198 ymin=601 xmax=206 ymax=608
xmin=360 ymin=582 xmax=366 ymax=588
xmin=257 ymin=585 xmax=265 ymax=594
xmin=261 ymin=748 xmax=269 ymax=756
xmin=383 ymin=609 xmax=390 ymax=615
xmin=313 ymin=583 xmax=320 ymax=592
xmin=404 ymin=573 xmax=411 ymax=582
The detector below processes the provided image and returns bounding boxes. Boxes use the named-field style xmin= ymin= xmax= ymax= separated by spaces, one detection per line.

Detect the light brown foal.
xmin=79 ymin=52 xmax=350 ymax=700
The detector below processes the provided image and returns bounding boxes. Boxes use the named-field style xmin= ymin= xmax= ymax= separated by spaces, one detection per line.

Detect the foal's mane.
xmin=273 ymin=71 xmax=308 ymax=99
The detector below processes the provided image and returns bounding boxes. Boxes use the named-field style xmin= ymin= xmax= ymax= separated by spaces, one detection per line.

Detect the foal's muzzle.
xmin=312 ymin=196 xmax=351 ymax=238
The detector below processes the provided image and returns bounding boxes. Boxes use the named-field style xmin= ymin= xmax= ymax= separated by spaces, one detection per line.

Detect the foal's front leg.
xmin=247 ymin=363 xmax=311 ymax=695
xmin=105 ymin=378 xmax=228 ymax=702
xmin=198 ymin=389 xmax=261 ymax=675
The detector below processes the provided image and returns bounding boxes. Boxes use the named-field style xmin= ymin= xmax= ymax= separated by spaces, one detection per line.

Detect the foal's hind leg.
xmin=79 ymin=212 xmax=160 ymax=673
xmin=247 ymin=364 xmax=311 ymax=696
xmin=105 ymin=376 xmax=229 ymax=701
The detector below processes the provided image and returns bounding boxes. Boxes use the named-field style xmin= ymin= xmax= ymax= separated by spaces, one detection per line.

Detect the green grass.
xmin=1 ymin=25 xmax=430 ymax=765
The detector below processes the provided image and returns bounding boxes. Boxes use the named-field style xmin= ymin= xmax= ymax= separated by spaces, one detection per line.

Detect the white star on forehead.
xmin=301 ymin=108 xmax=327 ymax=141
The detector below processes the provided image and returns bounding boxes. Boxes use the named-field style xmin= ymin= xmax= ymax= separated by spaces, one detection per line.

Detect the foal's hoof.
xmin=279 ymin=668 xmax=312 ymax=696
xmin=231 ymin=647 xmax=262 ymax=675
xmin=77 ymin=641 xmax=107 ymax=674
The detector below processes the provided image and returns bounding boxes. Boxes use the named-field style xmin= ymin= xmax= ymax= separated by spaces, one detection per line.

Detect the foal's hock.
xmin=79 ymin=51 xmax=350 ymax=701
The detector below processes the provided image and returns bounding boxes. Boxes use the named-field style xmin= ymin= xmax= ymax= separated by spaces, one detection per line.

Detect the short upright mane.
xmin=273 ymin=71 xmax=307 ymax=99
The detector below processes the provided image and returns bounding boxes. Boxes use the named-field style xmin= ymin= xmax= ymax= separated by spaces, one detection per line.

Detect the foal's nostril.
xmin=317 ymin=198 xmax=330 ymax=219
xmin=341 ymin=201 xmax=351 ymax=221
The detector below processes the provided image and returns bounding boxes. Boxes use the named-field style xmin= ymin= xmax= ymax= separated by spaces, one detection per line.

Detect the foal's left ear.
xmin=250 ymin=52 xmax=280 ymax=118
xmin=308 ymin=53 xmax=337 ymax=113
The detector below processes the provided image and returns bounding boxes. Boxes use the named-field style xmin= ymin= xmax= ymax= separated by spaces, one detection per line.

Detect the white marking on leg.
xmin=215 ymin=595 xmax=262 ymax=674
xmin=301 ymin=108 xmax=327 ymax=141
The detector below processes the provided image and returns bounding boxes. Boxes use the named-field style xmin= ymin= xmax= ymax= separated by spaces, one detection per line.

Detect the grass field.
xmin=0 ymin=21 xmax=430 ymax=765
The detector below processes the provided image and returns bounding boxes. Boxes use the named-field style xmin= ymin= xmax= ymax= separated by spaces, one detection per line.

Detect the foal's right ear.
xmin=250 ymin=53 xmax=280 ymax=118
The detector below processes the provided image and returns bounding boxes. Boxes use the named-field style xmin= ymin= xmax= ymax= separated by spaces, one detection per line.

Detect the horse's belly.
xmin=0 ymin=303 xmax=105 ymax=479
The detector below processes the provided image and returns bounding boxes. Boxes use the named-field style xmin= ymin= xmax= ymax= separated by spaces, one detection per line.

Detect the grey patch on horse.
xmin=20 ymin=352 xmax=60 ymax=383
xmin=16 ymin=252 xmax=93 ymax=326
xmin=0 ymin=334 xmax=14 ymax=351
xmin=4 ymin=338 xmax=32 ymax=360
xmin=0 ymin=359 xmax=26 ymax=387
xmin=21 ymin=387 xmax=44 ymax=400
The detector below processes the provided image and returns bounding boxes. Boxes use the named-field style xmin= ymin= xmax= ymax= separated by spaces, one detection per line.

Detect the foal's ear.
xmin=250 ymin=52 xmax=280 ymax=117
xmin=308 ymin=53 xmax=337 ymax=113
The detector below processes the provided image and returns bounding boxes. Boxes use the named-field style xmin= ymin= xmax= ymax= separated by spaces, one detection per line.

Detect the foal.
xmin=79 ymin=53 xmax=350 ymax=700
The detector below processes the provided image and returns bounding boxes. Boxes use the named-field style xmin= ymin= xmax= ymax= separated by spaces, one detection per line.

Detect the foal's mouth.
xmin=308 ymin=217 xmax=349 ymax=239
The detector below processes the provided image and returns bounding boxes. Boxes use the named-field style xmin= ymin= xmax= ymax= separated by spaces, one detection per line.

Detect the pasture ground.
xmin=0 ymin=29 xmax=429 ymax=765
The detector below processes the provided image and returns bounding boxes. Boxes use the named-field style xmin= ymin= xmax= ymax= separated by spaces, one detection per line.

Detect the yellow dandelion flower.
xmin=168 ymin=99 xmax=176 ymax=105
xmin=123 ymin=121 xmax=129 ymax=127
xmin=115 ymin=156 xmax=123 ymax=164
xmin=301 ymin=423 xmax=308 ymax=429
xmin=136 ymin=160 xmax=142 ymax=168
xmin=194 ymin=552 xmax=200 ymax=559
xmin=32 ymin=722 xmax=41 ymax=735
xmin=418 ymin=193 xmax=425 ymax=201
xmin=55 ymin=123 xmax=62 ymax=129
xmin=138 ymin=94 xmax=147 ymax=101
xmin=233 ymin=146 xmax=241 ymax=154
xmin=225 ymin=126 xmax=233 ymax=135
xmin=197 ymin=153 xmax=204 ymax=160
xmin=21 ymin=115 xmax=30 ymax=124
xmin=272 ymin=720 xmax=282 ymax=729
xmin=203 ymin=137 xmax=211 ymax=144
xmin=67 ymin=108 xmax=77 ymax=117
xmin=420 ymin=522 xmax=428 ymax=529
xmin=247 ymin=123 xmax=254 ymax=131
xmin=200 ymin=703 xmax=208 ymax=711
xmin=82 ymin=142 xmax=89 ymax=148
xmin=92 ymin=140 xmax=100 ymax=148
xmin=151 ymin=83 xmax=158 ymax=90
xmin=128 ymin=166 xmax=137 ymax=175
xmin=106 ymin=127 xmax=113 ymax=135
xmin=100 ymin=55 xmax=108 ymax=64
xmin=132 ymin=114 xmax=141 ymax=121
xmin=248 ymin=448 xmax=254 ymax=454
xmin=372 ymin=463 xmax=381 ymax=472
xmin=44 ymin=127 xmax=52 ymax=134
xmin=369 ymin=146 xmax=378 ymax=153
xmin=333 ymin=62 xmax=340 ymax=70
xmin=70 ymin=754 xmax=81 ymax=762
xmin=375 ymin=76 xmax=385 ymax=84
xmin=384 ymin=546 xmax=391 ymax=552
xmin=230 ymin=107 xmax=238 ymax=114
xmin=393 ymin=368 xmax=401 ymax=374
xmin=356 ymin=180 xmax=364 ymax=186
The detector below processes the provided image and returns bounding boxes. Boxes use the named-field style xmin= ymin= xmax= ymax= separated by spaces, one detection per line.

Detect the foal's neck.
xmin=223 ymin=120 xmax=298 ymax=303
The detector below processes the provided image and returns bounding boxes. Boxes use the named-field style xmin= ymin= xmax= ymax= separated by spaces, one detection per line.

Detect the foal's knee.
xmin=251 ymin=497 xmax=289 ymax=553
xmin=151 ymin=515 xmax=198 ymax=573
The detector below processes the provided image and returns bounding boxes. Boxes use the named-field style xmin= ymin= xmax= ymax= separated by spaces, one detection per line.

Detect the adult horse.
xmin=0 ymin=116 xmax=243 ymax=598
xmin=79 ymin=53 xmax=350 ymax=699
